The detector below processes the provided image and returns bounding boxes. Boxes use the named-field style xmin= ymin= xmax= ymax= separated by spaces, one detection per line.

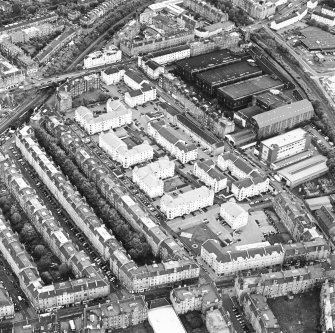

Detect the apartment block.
xmin=101 ymin=66 xmax=125 ymax=85
xmin=138 ymin=58 xmax=164 ymax=80
xmin=273 ymin=192 xmax=317 ymax=241
xmin=320 ymin=280 xmax=335 ymax=332
xmin=0 ymin=153 xmax=109 ymax=311
xmin=125 ymin=83 xmax=157 ymax=108
xmin=193 ymin=160 xmax=227 ymax=193
xmin=232 ymin=0 xmax=276 ymax=19
xmin=217 ymin=152 xmax=269 ymax=201
xmin=56 ymin=90 xmax=72 ymax=113
xmin=160 ymin=186 xmax=214 ymax=219
xmin=59 ymin=74 xmax=100 ymax=98
xmin=120 ymin=31 xmax=195 ymax=57
xmin=99 ymin=131 xmax=153 ymax=168
xmin=206 ymin=308 xmax=236 ymax=333
xmin=283 ymin=238 xmax=330 ymax=264
xmin=147 ymin=120 xmax=197 ymax=164
xmin=0 ymin=12 xmax=58 ymax=36
xmin=84 ymin=45 xmax=122 ymax=69
xmin=123 ymin=69 xmax=157 ymax=107
xmin=75 ymin=99 xmax=132 ymax=135
xmin=235 ymin=264 xmax=331 ymax=299
xmin=170 ymin=283 xmax=222 ymax=314
xmin=83 ymin=296 xmax=148 ymax=330
xmin=241 ymin=294 xmax=281 ymax=333
xmin=138 ymin=45 xmax=191 ymax=67
xmin=43 ymin=116 xmax=200 ymax=293
xmin=201 ymin=240 xmax=284 ymax=276
xmin=0 ymin=284 xmax=14 ymax=319
xmin=220 ymin=202 xmax=248 ymax=230
xmin=132 ymin=157 xmax=175 ymax=198
xmin=183 ymin=0 xmax=228 ymax=23
xmin=312 ymin=11 xmax=335 ymax=26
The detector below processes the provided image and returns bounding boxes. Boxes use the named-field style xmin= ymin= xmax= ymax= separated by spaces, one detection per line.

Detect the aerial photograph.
xmin=1 ymin=0 xmax=335 ymax=332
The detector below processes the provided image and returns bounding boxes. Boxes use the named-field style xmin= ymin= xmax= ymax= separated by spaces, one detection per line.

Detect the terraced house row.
xmin=18 ymin=121 xmax=200 ymax=293
xmin=0 ymin=155 xmax=109 ymax=311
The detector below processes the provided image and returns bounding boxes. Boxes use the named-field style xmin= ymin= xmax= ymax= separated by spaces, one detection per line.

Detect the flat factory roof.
xmin=148 ymin=306 xmax=187 ymax=333
xmin=176 ymin=49 xmax=241 ymax=73
xmin=196 ymin=60 xmax=262 ymax=85
xmin=261 ymin=128 xmax=307 ymax=148
xmin=278 ymin=154 xmax=328 ymax=183
xmin=252 ymin=99 xmax=313 ymax=128
xmin=218 ymin=75 xmax=283 ymax=100
xmin=301 ymin=29 xmax=335 ymax=51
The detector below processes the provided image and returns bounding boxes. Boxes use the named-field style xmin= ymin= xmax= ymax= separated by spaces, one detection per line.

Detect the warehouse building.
xmin=259 ymin=128 xmax=313 ymax=168
xmin=195 ymin=60 xmax=263 ymax=96
xmin=217 ymin=75 xmax=284 ymax=110
xmin=277 ymin=154 xmax=328 ymax=188
xmin=175 ymin=49 xmax=245 ymax=82
xmin=251 ymin=99 xmax=314 ymax=139
xmin=233 ymin=105 xmax=265 ymax=128
xmin=148 ymin=306 xmax=187 ymax=333
xmin=300 ymin=29 xmax=335 ymax=52
xmin=255 ymin=90 xmax=292 ymax=111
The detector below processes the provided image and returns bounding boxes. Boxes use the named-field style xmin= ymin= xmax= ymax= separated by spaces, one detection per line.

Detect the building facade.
xmin=241 ymin=294 xmax=281 ymax=333
xmin=83 ymin=45 xmax=122 ymax=69
xmin=101 ymin=66 xmax=125 ymax=85
xmin=45 ymin=117 xmax=200 ymax=293
xmin=193 ymin=160 xmax=227 ymax=193
xmin=160 ymin=186 xmax=214 ymax=219
xmin=133 ymin=157 xmax=175 ymax=198
xmin=147 ymin=120 xmax=197 ymax=164
xmin=259 ymin=128 xmax=312 ymax=166
xmin=170 ymin=283 xmax=222 ymax=315
xmin=201 ymin=240 xmax=284 ymax=277
xmin=83 ymin=296 xmax=148 ymax=330
xmin=99 ymin=132 xmax=153 ymax=168
xmin=75 ymin=99 xmax=132 ymax=135
xmin=220 ymin=202 xmax=248 ymax=230
xmin=217 ymin=152 xmax=269 ymax=201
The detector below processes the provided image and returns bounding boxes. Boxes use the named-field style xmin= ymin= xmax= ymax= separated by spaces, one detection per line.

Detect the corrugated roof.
xmin=252 ymin=99 xmax=313 ymax=128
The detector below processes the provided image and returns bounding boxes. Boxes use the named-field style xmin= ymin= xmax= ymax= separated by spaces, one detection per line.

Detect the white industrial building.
xmin=148 ymin=306 xmax=187 ymax=333
xmin=259 ymin=128 xmax=312 ymax=169
xmin=160 ymin=186 xmax=214 ymax=220
xmin=75 ymin=99 xmax=132 ymax=135
xmin=220 ymin=202 xmax=248 ymax=230
xmin=278 ymin=154 xmax=329 ymax=188
xmin=99 ymin=131 xmax=153 ymax=168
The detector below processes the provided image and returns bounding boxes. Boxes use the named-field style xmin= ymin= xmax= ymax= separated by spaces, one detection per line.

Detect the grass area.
xmin=268 ymin=288 xmax=321 ymax=333
xmin=164 ymin=176 xmax=187 ymax=193
xmin=180 ymin=311 xmax=208 ymax=333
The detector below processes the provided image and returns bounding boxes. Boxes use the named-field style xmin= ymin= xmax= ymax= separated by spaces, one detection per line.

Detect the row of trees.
xmin=44 ymin=0 xmax=150 ymax=77
xmin=202 ymin=0 xmax=252 ymax=26
xmin=307 ymin=19 xmax=330 ymax=32
xmin=0 ymin=196 xmax=71 ymax=284
xmin=34 ymin=127 xmax=156 ymax=265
